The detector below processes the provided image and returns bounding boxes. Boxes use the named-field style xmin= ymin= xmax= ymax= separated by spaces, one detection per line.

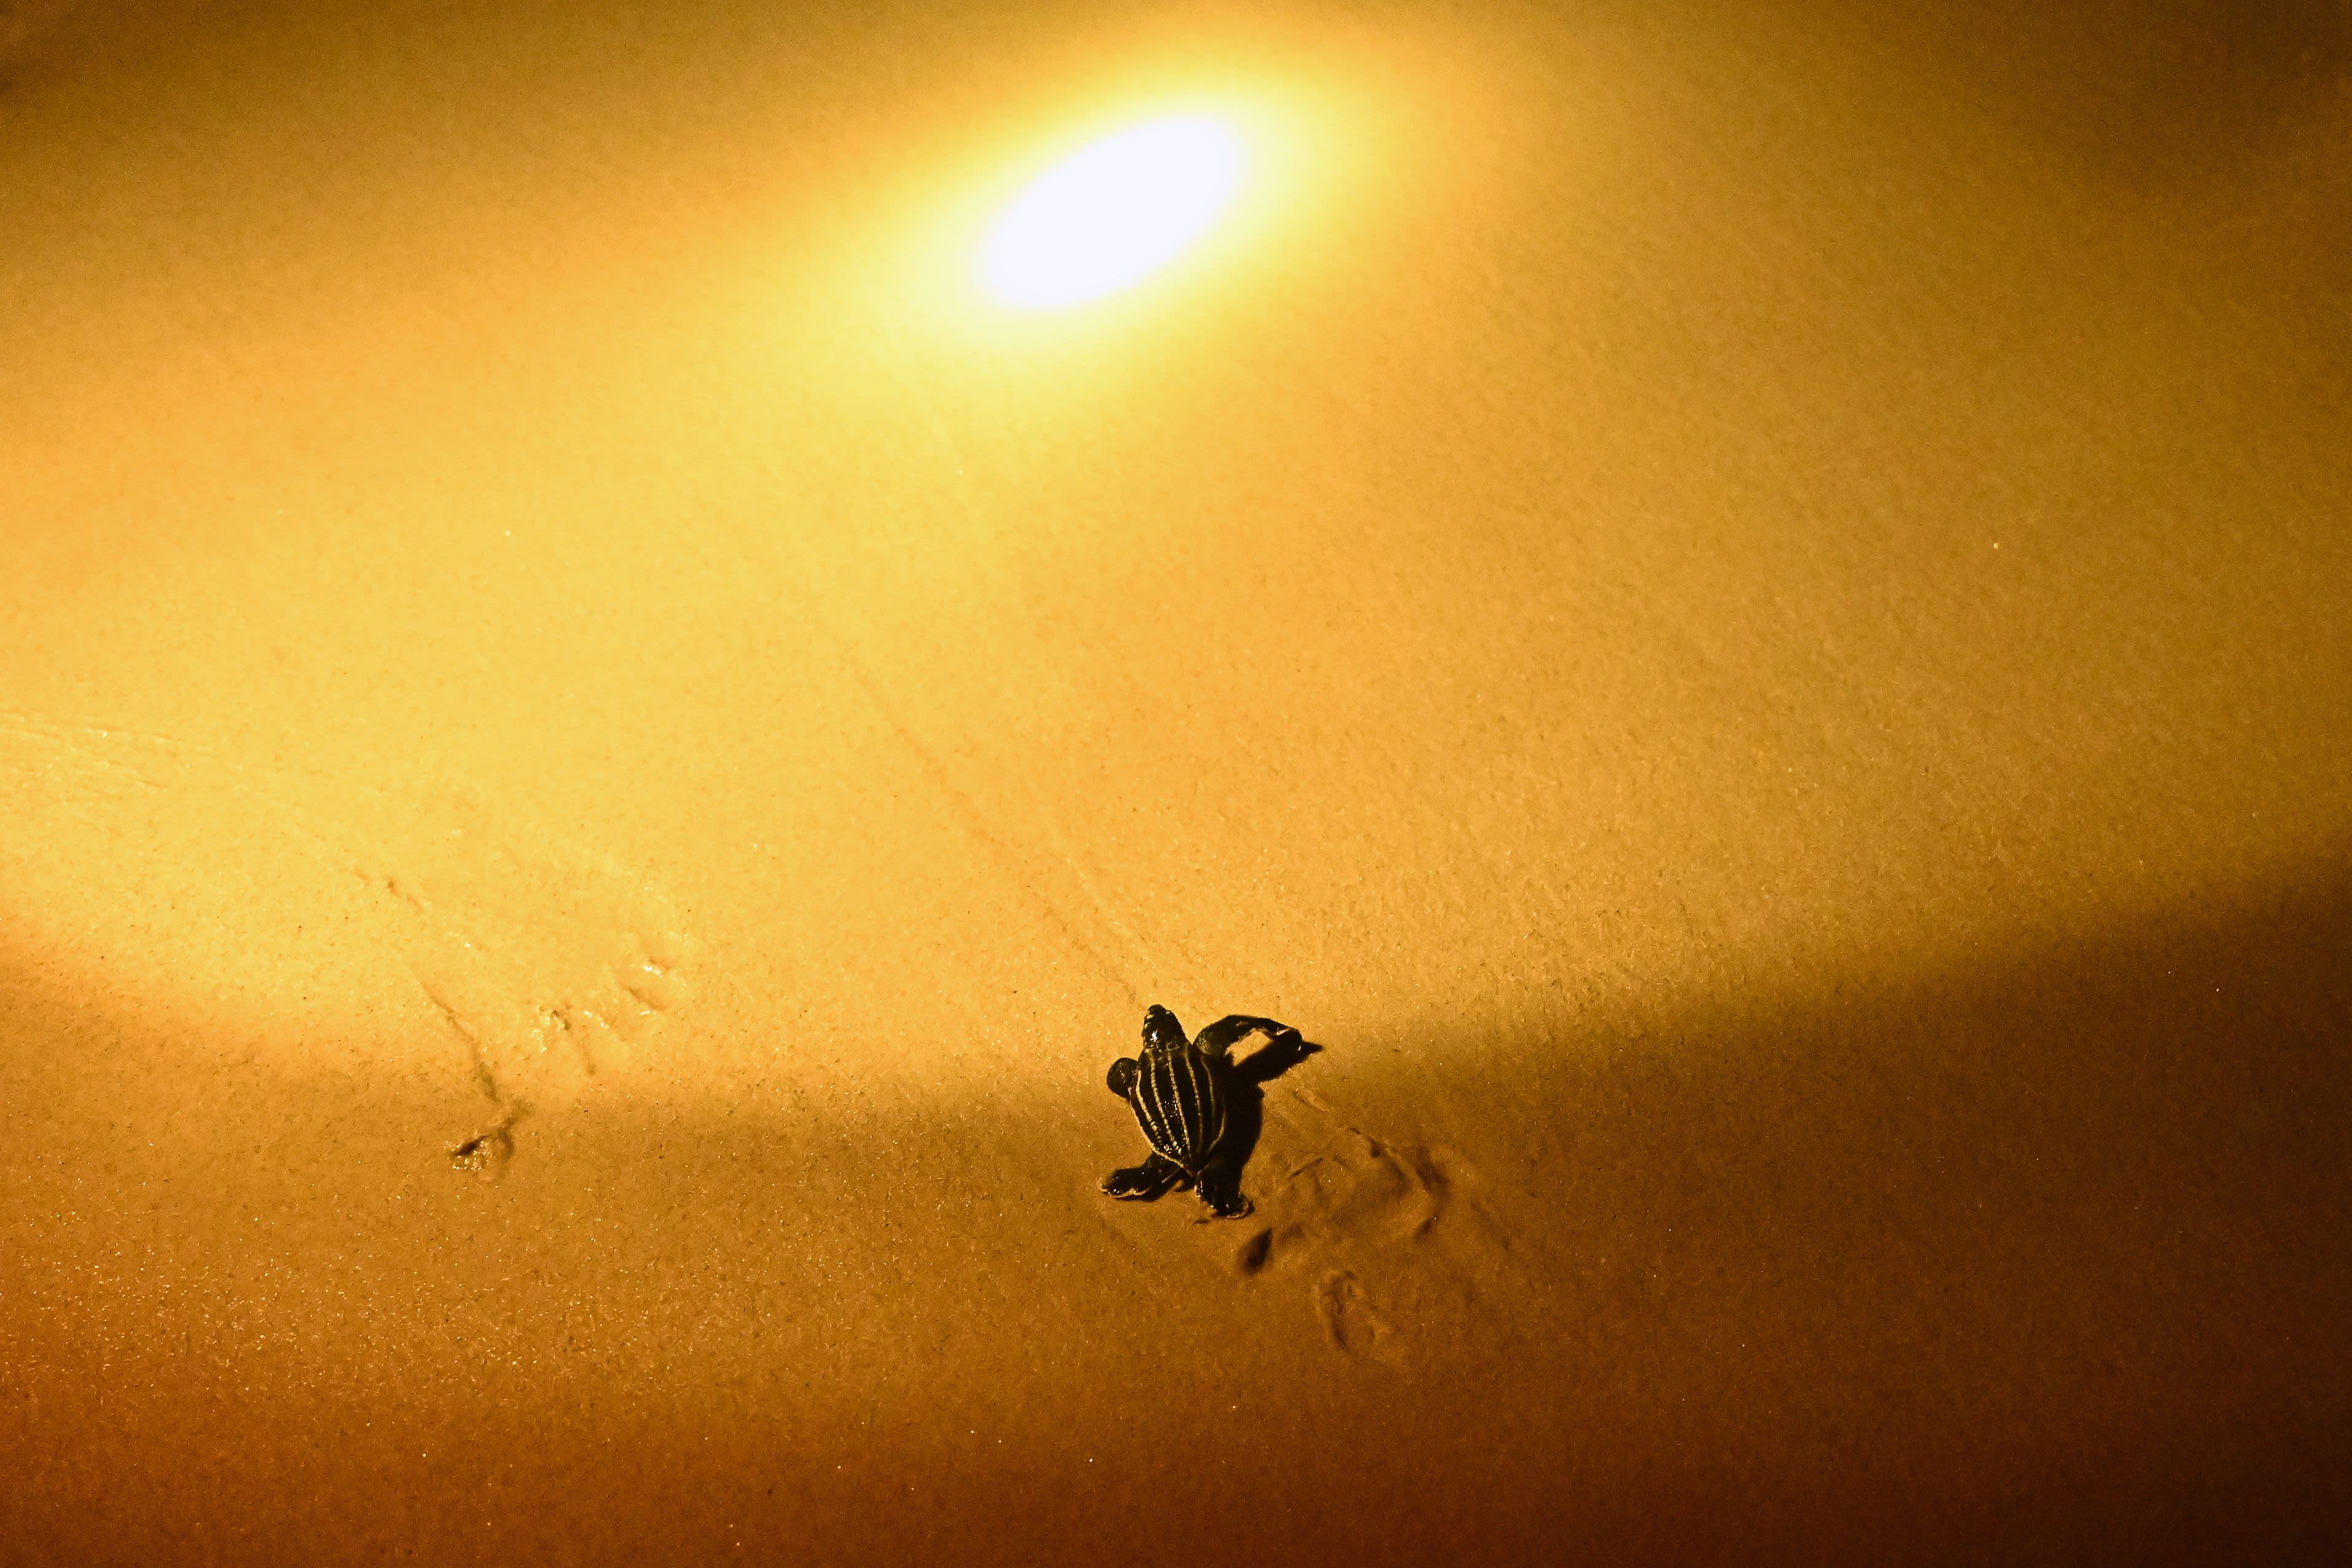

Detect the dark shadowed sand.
xmin=4 ymin=2 xmax=2349 ymax=1562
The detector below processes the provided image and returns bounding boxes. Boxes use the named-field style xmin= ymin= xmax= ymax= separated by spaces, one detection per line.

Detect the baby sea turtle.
xmin=1102 ymin=1005 xmax=1295 ymax=1220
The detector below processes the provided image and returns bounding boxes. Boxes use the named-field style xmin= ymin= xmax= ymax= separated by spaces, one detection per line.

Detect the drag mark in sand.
xmin=0 ymin=713 xmax=705 ymax=1168
xmin=415 ymin=971 xmax=524 ymax=1178
xmin=825 ymin=636 xmax=1148 ymax=1011
xmin=1311 ymin=1270 xmax=1397 ymax=1364
xmin=1230 ymin=1091 xmax=1519 ymax=1368
xmin=343 ymin=781 xmax=703 ymax=1143
xmin=0 ymin=711 xmax=170 ymax=799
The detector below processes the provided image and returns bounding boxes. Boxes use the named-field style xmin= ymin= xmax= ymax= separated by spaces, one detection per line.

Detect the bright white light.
xmin=979 ymin=117 xmax=1247 ymax=311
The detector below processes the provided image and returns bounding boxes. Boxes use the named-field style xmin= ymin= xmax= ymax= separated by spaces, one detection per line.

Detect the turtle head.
xmin=1141 ymin=1005 xmax=1188 ymax=1055
xmin=1107 ymin=1057 xmax=1140 ymax=1098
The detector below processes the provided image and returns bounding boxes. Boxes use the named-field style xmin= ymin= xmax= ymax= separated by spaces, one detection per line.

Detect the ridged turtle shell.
xmin=1123 ymin=1041 xmax=1227 ymax=1174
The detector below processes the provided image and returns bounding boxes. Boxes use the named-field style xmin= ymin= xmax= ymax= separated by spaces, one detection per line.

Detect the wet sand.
xmin=5 ymin=2 xmax=2350 ymax=1561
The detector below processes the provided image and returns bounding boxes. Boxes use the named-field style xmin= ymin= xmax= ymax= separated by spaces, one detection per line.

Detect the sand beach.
xmin=4 ymin=2 xmax=2350 ymax=1561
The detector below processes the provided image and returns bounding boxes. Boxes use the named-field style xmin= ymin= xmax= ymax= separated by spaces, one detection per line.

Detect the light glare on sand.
xmin=979 ymin=117 xmax=1245 ymax=310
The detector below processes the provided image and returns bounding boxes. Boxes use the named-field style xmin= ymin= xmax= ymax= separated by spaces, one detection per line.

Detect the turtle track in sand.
xmin=358 ymin=780 xmax=703 ymax=1170
xmin=0 ymin=713 xmax=705 ymax=1170
xmin=1228 ymin=1086 xmax=1520 ymax=1367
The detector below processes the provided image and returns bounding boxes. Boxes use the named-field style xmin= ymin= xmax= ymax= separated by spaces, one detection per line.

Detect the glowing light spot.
xmin=979 ymin=117 xmax=1246 ymax=310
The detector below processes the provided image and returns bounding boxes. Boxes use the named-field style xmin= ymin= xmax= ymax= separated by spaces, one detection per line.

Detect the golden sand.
xmin=5 ymin=1 xmax=2349 ymax=1560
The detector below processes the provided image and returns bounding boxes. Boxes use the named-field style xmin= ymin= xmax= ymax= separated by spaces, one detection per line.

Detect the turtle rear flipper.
xmin=1195 ymin=1160 xmax=1253 ymax=1219
xmin=1107 ymin=1057 xmax=1140 ymax=1097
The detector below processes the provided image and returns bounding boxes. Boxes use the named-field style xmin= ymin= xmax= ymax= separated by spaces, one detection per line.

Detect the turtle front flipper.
xmin=1103 ymin=1151 xmax=1186 ymax=1201
xmin=1192 ymin=1014 xmax=1295 ymax=1059
xmin=1194 ymin=1159 xmax=1253 ymax=1220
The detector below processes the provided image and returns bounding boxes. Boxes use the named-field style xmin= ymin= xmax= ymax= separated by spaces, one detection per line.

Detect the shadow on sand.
xmin=4 ymin=863 xmax=2350 ymax=1566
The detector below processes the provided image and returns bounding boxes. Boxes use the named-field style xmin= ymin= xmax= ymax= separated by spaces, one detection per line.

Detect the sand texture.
xmin=4 ymin=1 xmax=2350 ymax=1562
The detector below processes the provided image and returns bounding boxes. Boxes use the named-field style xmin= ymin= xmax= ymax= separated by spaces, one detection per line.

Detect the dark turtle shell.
xmin=1111 ymin=1011 xmax=1228 ymax=1174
